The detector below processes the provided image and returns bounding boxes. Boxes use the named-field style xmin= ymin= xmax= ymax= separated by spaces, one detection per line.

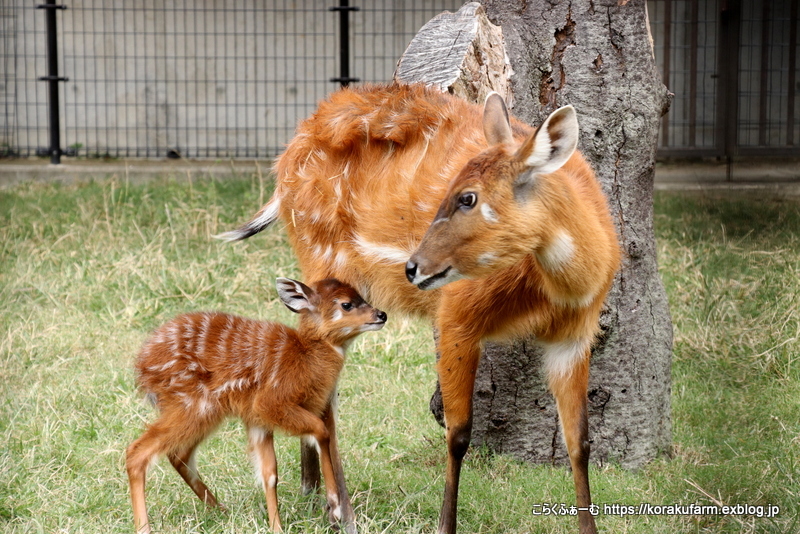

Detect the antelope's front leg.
xmin=436 ymin=330 xmax=482 ymax=534
xmin=545 ymin=344 xmax=597 ymax=534
xmin=248 ymin=427 xmax=282 ymax=532
xmin=320 ymin=395 xmax=356 ymax=534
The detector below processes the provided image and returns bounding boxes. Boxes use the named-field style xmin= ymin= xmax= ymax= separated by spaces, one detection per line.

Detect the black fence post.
xmin=716 ymin=0 xmax=741 ymax=178
xmin=37 ymin=0 xmax=69 ymax=164
xmin=329 ymin=0 xmax=359 ymax=87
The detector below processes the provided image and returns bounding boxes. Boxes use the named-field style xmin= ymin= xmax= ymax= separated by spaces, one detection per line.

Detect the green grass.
xmin=1 ymin=174 xmax=798 ymax=533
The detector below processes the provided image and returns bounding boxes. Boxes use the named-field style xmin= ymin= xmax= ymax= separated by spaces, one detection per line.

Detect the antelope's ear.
xmin=276 ymin=278 xmax=317 ymax=314
xmin=515 ymin=105 xmax=579 ymax=176
xmin=483 ymin=92 xmax=514 ymax=146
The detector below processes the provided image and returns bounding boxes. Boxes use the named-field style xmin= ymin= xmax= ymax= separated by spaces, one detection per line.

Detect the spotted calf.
xmin=126 ymin=278 xmax=386 ymax=534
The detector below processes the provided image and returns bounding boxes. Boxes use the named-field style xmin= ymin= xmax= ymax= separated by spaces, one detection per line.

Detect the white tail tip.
xmin=213 ymin=197 xmax=281 ymax=242
xmin=212 ymin=228 xmax=250 ymax=242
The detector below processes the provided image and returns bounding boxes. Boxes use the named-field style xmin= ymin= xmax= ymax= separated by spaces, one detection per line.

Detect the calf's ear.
xmin=276 ymin=278 xmax=318 ymax=314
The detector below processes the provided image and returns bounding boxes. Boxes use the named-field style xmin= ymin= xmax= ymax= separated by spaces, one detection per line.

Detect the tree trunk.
xmin=393 ymin=2 xmax=513 ymax=106
xmin=419 ymin=0 xmax=674 ymax=469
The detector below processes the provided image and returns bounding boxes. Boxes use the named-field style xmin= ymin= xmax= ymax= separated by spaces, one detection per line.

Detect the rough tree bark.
xmin=393 ymin=2 xmax=513 ymax=106
xmin=398 ymin=1 xmax=673 ymax=469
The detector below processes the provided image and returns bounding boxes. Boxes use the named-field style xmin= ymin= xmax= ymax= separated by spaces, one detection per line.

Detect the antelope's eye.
xmin=458 ymin=192 xmax=477 ymax=209
xmin=340 ymin=302 xmax=353 ymax=311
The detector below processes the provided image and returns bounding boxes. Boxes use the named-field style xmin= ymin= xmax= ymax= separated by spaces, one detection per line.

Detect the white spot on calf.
xmin=214 ymin=377 xmax=249 ymax=395
xmin=270 ymin=351 xmax=281 ymax=388
xmin=151 ymin=359 xmax=177 ymax=373
xmin=182 ymin=323 xmax=195 ymax=339
xmin=537 ymin=230 xmax=575 ymax=272
xmin=267 ymin=474 xmax=277 ymax=489
xmin=197 ymin=397 xmax=214 ymax=417
xmin=176 ymin=391 xmax=194 ymax=409
xmin=248 ymin=428 xmax=267 ymax=487
xmin=196 ymin=314 xmax=211 ymax=356
xmin=328 ymin=492 xmax=342 ymax=519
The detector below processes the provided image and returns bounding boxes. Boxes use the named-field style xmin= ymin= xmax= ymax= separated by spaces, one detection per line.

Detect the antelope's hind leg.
xmin=126 ymin=425 xmax=165 ymax=534
xmin=126 ymin=410 xmax=224 ymax=533
xmin=167 ymin=440 xmax=225 ymax=510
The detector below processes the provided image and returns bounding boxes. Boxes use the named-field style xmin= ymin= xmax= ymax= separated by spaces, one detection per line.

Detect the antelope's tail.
xmin=214 ymin=195 xmax=282 ymax=242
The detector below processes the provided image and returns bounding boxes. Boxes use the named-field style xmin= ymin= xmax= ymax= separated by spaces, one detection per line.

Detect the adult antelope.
xmin=219 ymin=84 xmax=620 ymax=534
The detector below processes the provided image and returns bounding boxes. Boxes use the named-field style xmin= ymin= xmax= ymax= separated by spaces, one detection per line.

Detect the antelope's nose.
xmin=376 ymin=311 xmax=387 ymax=323
xmin=405 ymin=260 xmax=418 ymax=283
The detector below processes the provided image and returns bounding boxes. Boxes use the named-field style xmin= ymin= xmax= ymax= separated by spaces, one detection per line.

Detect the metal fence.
xmin=1 ymin=0 xmax=463 ymax=160
xmin=3 ymin=1 xmax=798 ymax=162
xmin=648 ymin=0 xmax=799 ymax=158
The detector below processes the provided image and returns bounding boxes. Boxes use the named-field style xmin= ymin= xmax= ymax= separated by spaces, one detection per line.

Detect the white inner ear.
xmin=524 ymin=105 xmax=579 ymax=175
xmin=525 ymin=130 xmax=555 ymax=169
xmin=276 ymin=277 xmax=314 ymax=313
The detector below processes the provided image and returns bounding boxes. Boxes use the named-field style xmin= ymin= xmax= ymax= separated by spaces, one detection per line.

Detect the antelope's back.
xmin=272 ymin=85 xmax=492 ymax=316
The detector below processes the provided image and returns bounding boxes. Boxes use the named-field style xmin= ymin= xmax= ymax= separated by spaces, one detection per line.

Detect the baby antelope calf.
xmin=126 ymin=278 xmax=386 ymax=534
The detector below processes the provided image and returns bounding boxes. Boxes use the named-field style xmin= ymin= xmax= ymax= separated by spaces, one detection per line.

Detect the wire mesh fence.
xmin=2 ymin=1 xmax=798 ymax=160
xmin=648 ymin=0 xmax=799 ymax=158
xmin=1 ymin=0 xmax=463 ymax=159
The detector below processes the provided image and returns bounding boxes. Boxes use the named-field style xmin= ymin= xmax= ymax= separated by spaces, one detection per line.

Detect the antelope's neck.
xmin=295 ymin=323 xmax=348 ymax=362
xmin=533 ymin=183 xmax=616 ymax=309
